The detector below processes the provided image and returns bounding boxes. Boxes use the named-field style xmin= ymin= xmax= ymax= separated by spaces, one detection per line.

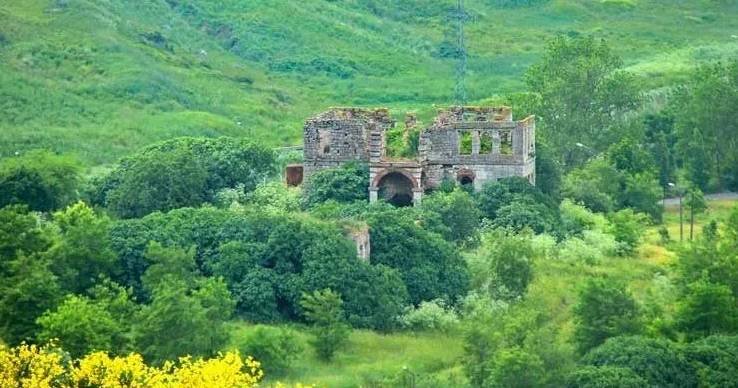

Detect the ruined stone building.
xmin=297 ymin=106 xmax=536 ymax=206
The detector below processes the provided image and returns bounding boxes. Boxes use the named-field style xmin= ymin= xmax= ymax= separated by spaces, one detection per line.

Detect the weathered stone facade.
xmin=302 ymin=106 xmax=536 ymax=206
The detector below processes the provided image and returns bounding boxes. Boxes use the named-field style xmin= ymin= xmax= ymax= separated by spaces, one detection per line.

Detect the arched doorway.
xmin=377 ymin=171 xmax=415 ymax=207
xmin=457 ymin=170 xmax=475 ymax=189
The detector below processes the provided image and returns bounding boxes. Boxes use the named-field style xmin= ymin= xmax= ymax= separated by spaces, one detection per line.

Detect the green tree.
xmin=0 ymin=150 xmax=80 ymax=212
xmin=301 ymin=162 xmax=369 ymax=208
xmin=0 ymin=253 xmax=61 ymax=344
xmin=470 ymin=231 xmax=535 ymax=301
xmin=300 ymin=289 xmax=350 ymax=361
xmin=236 ymin=325 xmax=303 ymax=376
xmin=488 ymin=347 xmax=545 ymax=388
xmin=573 ymin=278 xmax=642 ymax=354
xmin=96 ymin=137 xmax=276 ymax=218
xmin=607 ymin=209 xmax=647 ymax=256
xmin=525 ymin=36 xmax=641 ymax=167
xmin=0 ymin=205 xmax=53 ymax=276
xmin=566 ymin=366 xmax=647 ymax=388
xmin=671 ymin=61 xmax=738 ymax=190
xmin=46 ymin=202 xmax=118 ymax=294
xmin=36 ymin=295 xmax=121 ymax=358
xmin=676 ymin=277 xmax=737 ymax=339
xmin=684 ymin=335 xmax=738 ymax=388
xmin=366 ymin=207 xmax=469 ymax=305
xmin=134 ymin=244 xmax=234 ymax=364
xmin=421 ymin=187 xmax=481 ymax=246
xmin=582 ymin=336 xmax=698 ymax=388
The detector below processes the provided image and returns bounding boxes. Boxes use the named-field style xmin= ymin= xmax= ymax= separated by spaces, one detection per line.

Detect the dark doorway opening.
xmin=377 ymin=172 xmax=415 ymax=207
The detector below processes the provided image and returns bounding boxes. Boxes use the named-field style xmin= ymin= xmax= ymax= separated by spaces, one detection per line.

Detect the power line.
xmin=453 ymin=0 xmax=468 ymax=106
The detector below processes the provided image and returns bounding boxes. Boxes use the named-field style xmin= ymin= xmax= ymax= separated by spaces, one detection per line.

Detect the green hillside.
xmin=1 ymin=0 xmax=737 ymax=165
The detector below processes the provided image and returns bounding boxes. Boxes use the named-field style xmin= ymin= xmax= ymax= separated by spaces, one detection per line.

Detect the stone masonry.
xmin=301 ymin=106 xmax=536 ymax=206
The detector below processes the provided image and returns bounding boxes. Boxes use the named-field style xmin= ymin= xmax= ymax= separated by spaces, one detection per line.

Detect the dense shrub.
xmin=476 ymin=177 xmax=559 ymax=234
xmin=684 ymin=335 xmax=738 ymax=387
xmin=235 ymin=325 xmax=303 ymax=376
xmin=573 ymin=278 xmax=642 ymax=354
xmin=110 ymin=207 xmax=408 ymax=330
xmin=94 ymin=137 xmax=276 ymax=218
xmin=365 ymin=207 xmax=469 ymax=305
xmin=469 ymin=230 xmax=536 ymax=301
xmin=421 ymin=188 xmax=481 ymax=246
xmin=0 ymin=150 xmax=80 ymax=212
xmin=301 ymin=162 xmax=368 ymax=209
xmin=566 ymin=366 xmax=647 ymax=388
xmin=582 ymin=336 xmax=697 ymax=388
xmin=399 ymin=299 xmax=459 ymax=332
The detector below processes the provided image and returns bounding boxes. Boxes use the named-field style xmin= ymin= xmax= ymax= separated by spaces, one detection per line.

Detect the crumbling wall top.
xmin=308 ymin=107 xmax=393 ymax=124
xmin=431 ymin=106 xmax=513 ymax=127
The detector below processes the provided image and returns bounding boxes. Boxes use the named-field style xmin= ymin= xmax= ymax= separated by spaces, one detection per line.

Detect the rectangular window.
xmin=480 ymin=132 xmax=493 ymax=154
xmin=500 ymin=131 xmax=512 ymax=155
xmin=459 ymin=131 xmax=472 ymax=155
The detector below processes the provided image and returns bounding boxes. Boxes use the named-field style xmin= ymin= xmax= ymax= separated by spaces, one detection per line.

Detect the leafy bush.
xmin=36 ymin=295 xmax=122 ymax=358
xmin=573 ymin=278 xmax=642 ymax=354
xmin=566 ymin=366 xmax=647 ymax=388
xmin=607 ymin=209 xmax=648 ymax=256
xmin=469 ymin=230 xmax=536 ymax=301
xmin=399 ymin=299 xmax=459 ymax=332
xmin=94 ymin=137 xmax=276 ymax=218
xmin=0 ymin=343 xmax=264 ymax=387
xmin=301 ymin=162 xmax=369 ymax=208
xmin=365 ymin=207 xmax=469 ymax=305
xmin=0 ymin=150 xmax=80 ymax=212
xmin=421 ymin=188 xmax=481 ymax=246
xmin=236 ymin=325 xmax=303 ymax=376
xmin=300 ymin=289 xmax=350 ymax=361
xmin=582 ymin=336 xmax=698 ymax=388
xmin=684 ymin=335 xmax=738 ymax=388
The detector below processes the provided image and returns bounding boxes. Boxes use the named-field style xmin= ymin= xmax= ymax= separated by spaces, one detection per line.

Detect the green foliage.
xmin=675 ymin=277 xmax=737 ymax=339
xmin=476 ymin=177 xmax=559 ymax=234
xmin=0 ymin=150 xmax=80 ymax=212
xmin=300 ymin=289 xmax=350 ymax=361
xmin=0 ymin=252 xmax=61 ymax=345
xmin=573 ymin=278 xmax=642 ymax=354
xmin=235 ymin=325 xmax=303 ymax=376
xmin=46 ymin=202 xmax=118 ymax=294
xmin=243 ymin=181 xmax=301 ymax=213
xmin=134 ymin=244 xmax=235 ymax=364
xmin=301 ymin=162 xmax=369 ymax=208
xmin=469 ymin=230 xmax=536 ymax=301
xmin=684 ymin=335 xmax=738 ymax=388
xmin=399 ymin=299 xmax=459 ymax=333
xmin=110 ymin=207 xmax=406 ymax=330
xmin=487 ymin=347 xmax=545 ymax=388
xmin=96 ymin=137 xmax=276 ymax=218
xmin=0 ymin=205 xmax=53 ymax=273
xmin=607 ymin=209 xmax=647 ymax=256
xmin=365 ymin=207 xmax=469 ymax=305
xmin=582 ymin=336 xmax=698 ymax=388
xmin=525 ymin=36 xmax=641 ymax=167
xmin=421 ymin=188 xmax=481 ymax=246
xmin=670 ymin=61 xmax=738 ymax=190
xmin=565 ymin=366 xmax=647 ymax=388
xmin=36 ymin=295 xmax=121 ymax=358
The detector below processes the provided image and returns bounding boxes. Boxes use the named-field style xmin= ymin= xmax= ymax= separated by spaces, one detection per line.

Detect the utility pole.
xmin=453 ymin=0 xmax=467 ymax=106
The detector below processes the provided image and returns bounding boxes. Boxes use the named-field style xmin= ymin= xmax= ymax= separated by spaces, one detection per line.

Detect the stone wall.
xmin=303 ymin=108 xmax=393 ymax=179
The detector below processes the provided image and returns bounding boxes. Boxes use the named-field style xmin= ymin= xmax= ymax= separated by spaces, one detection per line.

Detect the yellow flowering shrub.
xmin=0 ymin=343 xmax=264 ymax=387
xmin=0 ymin=343 xmax=66 ymax=388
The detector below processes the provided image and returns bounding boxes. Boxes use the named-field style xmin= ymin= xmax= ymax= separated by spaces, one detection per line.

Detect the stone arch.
xmin=457 ymin=169 xmax=475 ymax=186
xmin=371 ymin=168 xmax=420 ymax=190
xmin=372 ymin=168 xmax=419 ymax=207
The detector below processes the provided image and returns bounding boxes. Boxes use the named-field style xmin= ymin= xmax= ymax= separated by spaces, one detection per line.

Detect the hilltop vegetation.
xmin=2 ymin=0 xmax=738 ymax=164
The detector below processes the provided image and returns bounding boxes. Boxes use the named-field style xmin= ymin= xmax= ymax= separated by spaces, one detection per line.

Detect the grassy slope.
xmin=1 ymin=0 xmax=737 ymax=166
